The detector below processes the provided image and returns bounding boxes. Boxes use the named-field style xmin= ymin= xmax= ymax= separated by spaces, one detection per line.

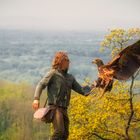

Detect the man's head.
xmin=52 ymin=51 xmax=70 ymax=72
xmin=92 ymin=58 xmax=104 ymax=67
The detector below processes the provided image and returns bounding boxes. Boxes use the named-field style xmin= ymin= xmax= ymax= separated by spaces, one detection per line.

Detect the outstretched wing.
xmin=104 ymin=40 xmax=140 ymax=80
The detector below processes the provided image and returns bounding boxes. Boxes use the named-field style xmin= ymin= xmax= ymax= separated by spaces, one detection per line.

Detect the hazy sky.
xmin=0 ymin=0 xmax=140 ymax=31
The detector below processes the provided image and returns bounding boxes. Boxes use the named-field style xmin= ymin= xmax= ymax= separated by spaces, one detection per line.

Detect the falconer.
xmin=32 ymin=51 xmax=91 ymax=140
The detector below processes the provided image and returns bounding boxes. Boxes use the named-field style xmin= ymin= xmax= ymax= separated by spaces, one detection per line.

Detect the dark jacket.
xmin=34 ymin=68 xmax=91 ymax=108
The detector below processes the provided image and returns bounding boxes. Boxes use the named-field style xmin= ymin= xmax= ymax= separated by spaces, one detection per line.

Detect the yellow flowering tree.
xmin=100 ymin=28 xmax=140 ymax=57
xmin=68 ymin=85 xmax=140 ymax=139
xmin=100 ymin=28 xmax=140 ymax=140
xmin=68 ymin=28 xmax=140 ymax=140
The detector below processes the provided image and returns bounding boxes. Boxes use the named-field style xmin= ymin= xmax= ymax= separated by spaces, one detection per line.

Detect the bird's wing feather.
xmin=103 ymin=40 xmax=140 ymax=80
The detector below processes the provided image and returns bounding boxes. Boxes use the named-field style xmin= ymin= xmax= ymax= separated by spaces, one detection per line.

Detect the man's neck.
xmin=58 ymin=69 xmax=68 ymax=75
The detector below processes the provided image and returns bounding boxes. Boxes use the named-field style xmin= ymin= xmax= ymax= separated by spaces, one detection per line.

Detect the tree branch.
xmin=87 ymin=132 xmax=112 ymax=140
xmin=98 ymin=120 xmax=126 ymax=139
xmin=134 ymin=68 xmax=140 ymax=79
xmin=125 ymin=76 xmax=135 ymax=140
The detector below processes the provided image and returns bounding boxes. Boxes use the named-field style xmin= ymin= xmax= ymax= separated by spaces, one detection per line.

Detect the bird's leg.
xmin=99 ymin=80 xmax=111 ymax=98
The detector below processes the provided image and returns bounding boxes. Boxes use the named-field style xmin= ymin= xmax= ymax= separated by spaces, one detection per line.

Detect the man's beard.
xmin=62 ymin=68 xmax=68 ymax=73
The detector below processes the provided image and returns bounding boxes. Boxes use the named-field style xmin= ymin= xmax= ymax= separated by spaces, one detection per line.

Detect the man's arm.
xmin=72 ymin=77 xmax=91 ymax=96
xmin=34 ymin=69 xmax=55 ymax=100
xmin=32 ymin=69 xmax=55 ymax=110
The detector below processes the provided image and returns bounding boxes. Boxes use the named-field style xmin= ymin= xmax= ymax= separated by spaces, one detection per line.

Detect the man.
xmin=32 ymin=51 xmax=91 ymax=140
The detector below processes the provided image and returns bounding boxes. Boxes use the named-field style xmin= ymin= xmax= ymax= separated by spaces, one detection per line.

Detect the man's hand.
xmin=32 ymin=100 xmax=40 ymax=110
xmin=82 ymin=85 xmax=92 ymax=96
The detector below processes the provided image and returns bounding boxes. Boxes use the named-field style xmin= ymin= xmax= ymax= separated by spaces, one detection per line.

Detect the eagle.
xmin=91 ymin=40 xmax=140 ymax=97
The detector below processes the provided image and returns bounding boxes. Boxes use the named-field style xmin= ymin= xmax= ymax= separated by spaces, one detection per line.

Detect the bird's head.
xmin=92 ymin=58 xmax=104 ymax=67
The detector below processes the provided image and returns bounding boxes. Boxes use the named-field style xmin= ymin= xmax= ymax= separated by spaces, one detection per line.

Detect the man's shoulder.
xmin=67 ymin=73 xmax=75 ymax=79
xmin=44 ymin=69 xmax=56 ymax=77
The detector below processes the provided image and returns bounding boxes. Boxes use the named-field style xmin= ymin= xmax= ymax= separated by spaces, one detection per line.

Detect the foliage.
xmin=68 ymin=28 xmax=140 ymax=140
xmin=0 ymin=80 xmax=50 ymax=140
xmin=0 ymin=79 xmax=140 ymax=140
xmin=68 ymin=82 xmax=140 ymax=140
xmin=100 ymin=28 xmax=140 ymax=57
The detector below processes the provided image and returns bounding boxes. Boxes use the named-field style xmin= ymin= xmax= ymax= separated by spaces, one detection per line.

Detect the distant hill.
xmin=0 ymin=29 xmax=110 ymax=85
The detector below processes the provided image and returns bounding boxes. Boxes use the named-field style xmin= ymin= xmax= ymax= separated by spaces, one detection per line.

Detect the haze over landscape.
xmin=0 ymin=0 xmax=140 ymax=84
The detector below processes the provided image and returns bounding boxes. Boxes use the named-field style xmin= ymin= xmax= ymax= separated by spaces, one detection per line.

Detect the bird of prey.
xmin=91 ymin=40 xmax=140 ymax=97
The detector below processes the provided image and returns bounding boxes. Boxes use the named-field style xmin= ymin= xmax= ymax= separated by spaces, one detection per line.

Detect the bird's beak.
xmin=92 ymin=60 xmax=96 ymax=64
